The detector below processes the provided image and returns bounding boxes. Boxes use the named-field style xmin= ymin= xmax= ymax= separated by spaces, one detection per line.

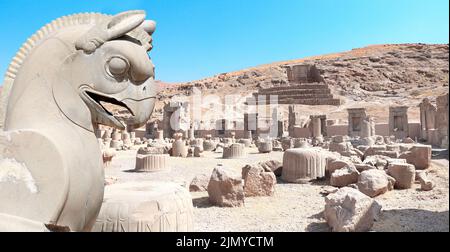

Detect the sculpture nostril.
xmin=143 ymin=86 xmax=147 ymax=92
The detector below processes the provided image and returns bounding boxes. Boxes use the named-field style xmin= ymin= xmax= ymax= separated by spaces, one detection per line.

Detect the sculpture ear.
xmin=106 ymin=10 xmax=146 ymax=39
xmin=140 ymin=20 xmax=156 ymax=35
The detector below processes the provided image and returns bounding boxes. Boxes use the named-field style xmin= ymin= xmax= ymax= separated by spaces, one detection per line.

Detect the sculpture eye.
xmin=107 ymin=57 xmax=129 ymax=77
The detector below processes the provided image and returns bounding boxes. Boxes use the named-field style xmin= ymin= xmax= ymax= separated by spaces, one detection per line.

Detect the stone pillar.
xmin=112 ymin=129 xmax=121 ymax=141
xmin=244 ymin=113 xmax=258 ymax=137
xmin=244 ymin=130 xmax=253 ymax=140
xmin=288 ymin=105 xmax=301 ymax=137
xmin=310 ymin=116 xmax=322 ymax=138
xmin=360 ymin=116 xmax=374 ymax=138
xmin=347 ymin=108 xmax=367 ymax=137
xmin=436 ymin=93 xmax=449 ymax=148
xmin=188 ymin=126 xmax=195 ymax=140
xmin=419 ymin=98 xmax=437 ymax=142
xmin=155 ymin=130 xmax=164 ymax=141
xmin=389 ymin=106 xmax=409 ymax=139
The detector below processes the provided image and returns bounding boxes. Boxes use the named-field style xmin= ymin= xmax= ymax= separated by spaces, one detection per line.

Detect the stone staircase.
xmin=248 ymin=82 xmax=342 ymax=106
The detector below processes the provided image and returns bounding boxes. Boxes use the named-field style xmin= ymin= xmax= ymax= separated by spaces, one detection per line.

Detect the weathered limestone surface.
xmin=189 ymin=174 xmax=210 ymax=192
xmin=259 ymin=160 xmax=283 ymax=176
xmin=223 ymin=143 xmax=246 ymax=159
xmin=102 ymin=148 xmax=116 ymax=168
xmin=324 ymin=187 xmax=381 ymax=232
xmin=387 ymin=163 xmax=415 ymax=189
xmin=207 ymin=166 xmax=245 ymax=207
xmin=0 ymin=10 xmax=157 ymax=231
xmin=242 ymin=164 xmax=276 ymax=197
xmin=135 ymin=154 xmax=169 ymax=172
xmin=257 ymin=141 xmax=273 ymax=153
xmin=357 ymin=169 xmax=393 ymax=197
xmin=330 ymin=165 xmax=360 ymax=188
xmin=93 ymin=182 xmax=194 ymax=232
xmin=416 ymin=171 xmax=435 ymax=191
xmin=398 ymin=145 xmax=431 ymax=170
xmin=282 ymin=148 xmax=327 ymax=183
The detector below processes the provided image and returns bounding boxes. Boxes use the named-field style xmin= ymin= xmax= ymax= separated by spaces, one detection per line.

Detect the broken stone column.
xmin=257 ymin=141 xmax=273 ymax=153
xmin=93 ymin=181 xmax=194 ymax=232
xmin=188 ymin=127 xmax=195 ymax=140
xmin=172 ymin=133 xmax=188 ymax=158
xmin=282 ymin=148 xmax=327 ymax=183
xmin=389 ymin=106 xmax=409 ymax=139
xmin=155 ymin=130 xmax=164 ymax=141
xmin=112 ymin=130 xmax=121 ymax=141
xmin=419 ymin=98 xmax=437 ymax=142
xmin=436 ymin=93 xmax=449 ymax=148
xmin=135 ymin=154 xmax=169 ymax=172
xmin=310 ymin=115 xmax=322 ymax=138
xmin=361 ymin=116 xmax=375 ymax=138
xmin=223 ymin=143 xmax=246 ymax=159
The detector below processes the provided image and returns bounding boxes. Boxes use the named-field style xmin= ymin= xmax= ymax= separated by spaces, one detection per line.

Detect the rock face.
xmin=189 ymin=174 xmax=210 ymax=192
xmin=258 ymin=160 xmax=283 ymax=176
xmin=207 ymin=166 xmax=245 ymax=207
xmin=158 ymin=44 xmax=448 ymax=108
xmin=93 ymin=181 xmax=194 ymax=232
xmin=241 ymin=164 xmax=276 ymax=197
xmin=399 ymin=145 xmax=432 ymax=170
xmin=324 ymin=187 xmax=382 ymax=232
xmin=387 ymin=163 xmax=416 ymax=189
xmin=282 ymin=148 xmax=327 ymax=183
xmin=357 ymin=169 xmax=393 ymax=197
xmin=330 ymin=165 xmax=360 ymax=188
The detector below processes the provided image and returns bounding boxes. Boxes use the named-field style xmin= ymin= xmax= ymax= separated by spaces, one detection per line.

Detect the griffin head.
xmin=54 ymin=10 xmax=157 ymax=131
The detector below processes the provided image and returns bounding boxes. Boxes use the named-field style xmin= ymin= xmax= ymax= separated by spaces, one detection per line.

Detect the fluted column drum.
xmin=282 ymin=148 xmax=327 ymax=183
xmin=258 ymin=141 xmax=273 ymax=153
xmin=239 ymin=139 xmax=252 ymax=147
xmin=135 ymin=154 xmax=169 ymax=172
xmin=93 ymin=181 xmax=194 ymax=232
xmin=223 ymin=143 xmax=246 ymax=159
xmin=203 ymin=140 xmax=217 ymax=151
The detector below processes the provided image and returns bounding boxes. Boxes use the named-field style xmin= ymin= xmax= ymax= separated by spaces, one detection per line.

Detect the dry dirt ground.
xmin=105 ymin=146 xmax=449 ymax=232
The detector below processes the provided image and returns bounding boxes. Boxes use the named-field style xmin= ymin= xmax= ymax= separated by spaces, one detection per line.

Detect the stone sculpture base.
xmin=93 ymin=181 xmax=194 ymax=232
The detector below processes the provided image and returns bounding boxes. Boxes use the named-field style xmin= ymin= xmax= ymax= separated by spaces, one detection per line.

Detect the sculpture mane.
xmin=0 ymin=11 xmax=154 ymax=128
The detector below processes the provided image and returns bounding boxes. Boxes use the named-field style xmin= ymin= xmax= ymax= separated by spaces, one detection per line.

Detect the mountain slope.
xmin=159 ymin=43 xmax=448 ymax=102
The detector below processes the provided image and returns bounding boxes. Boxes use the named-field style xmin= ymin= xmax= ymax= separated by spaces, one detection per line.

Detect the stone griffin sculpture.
xmin=0 ymin=10 xmax=157 ymax=231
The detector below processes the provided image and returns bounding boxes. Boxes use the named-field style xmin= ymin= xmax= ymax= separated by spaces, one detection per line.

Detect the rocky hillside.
xmin=158 ymin=44 xmax=449 ymax=104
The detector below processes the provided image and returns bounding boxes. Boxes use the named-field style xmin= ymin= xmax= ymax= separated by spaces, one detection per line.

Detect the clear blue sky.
xmin=0 ymin=0 xmax=448 ymax=83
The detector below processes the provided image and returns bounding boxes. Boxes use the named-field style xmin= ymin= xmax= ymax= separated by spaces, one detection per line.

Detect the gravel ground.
xmin=106 ymin=146 xmax=449 ymax=232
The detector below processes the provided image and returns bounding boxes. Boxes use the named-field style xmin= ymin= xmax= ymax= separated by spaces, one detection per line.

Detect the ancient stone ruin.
xmin=0 ymin=7 xmax=447 ymax=234
xmin=250 ymin=64 xmax=342 ymax=105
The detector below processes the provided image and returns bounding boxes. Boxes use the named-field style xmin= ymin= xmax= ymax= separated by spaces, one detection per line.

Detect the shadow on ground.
xmin=305 ymin=211 xmax=331 ymax=232
xmin=306 ymin=209 xmax=449 ymax=232
xmin=192 ymin=196 xmax=214 ymax=208
xmin=373 ymin=209 xmax=449 ymax=232
xmin=432 ymin=149 xmax=448 ymax=160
